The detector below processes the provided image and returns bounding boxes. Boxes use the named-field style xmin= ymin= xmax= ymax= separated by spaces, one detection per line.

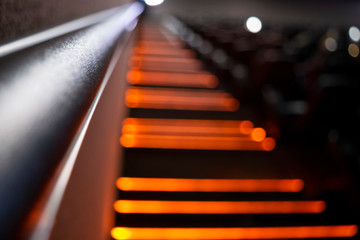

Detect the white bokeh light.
xmin=144 ymin=0 xmax=164 ymax=6
xmin=349 ymin=26 xmax=360 ymax=42
xmin=245 ymin=16 xmax=262 ymax=33
xmin=324 ymin=37 xmax=337 ymax=52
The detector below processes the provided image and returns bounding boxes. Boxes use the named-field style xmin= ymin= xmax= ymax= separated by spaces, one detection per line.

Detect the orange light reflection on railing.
xmin=120 ymin=134 xmax=275 ymax=151
xmin=125 ymin=87 xmax=239 ymax=111
xmin=127 ymin=70 xmax=218 ymax=88
xmin=114 ymin=200 xmax=326 ymax=214
xmin=116 ymin=178 xmax=304 ymax=192
xmin=111 ymin=225 xmax=358 ymax=239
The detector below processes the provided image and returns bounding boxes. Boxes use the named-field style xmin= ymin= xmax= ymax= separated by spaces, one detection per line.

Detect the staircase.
xmin=110 ymin=21 xmax=359 ymax=240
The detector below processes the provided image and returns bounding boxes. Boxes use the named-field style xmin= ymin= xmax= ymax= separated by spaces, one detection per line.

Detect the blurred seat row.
xmin=165 ymin=16 xmax=360 ymax=179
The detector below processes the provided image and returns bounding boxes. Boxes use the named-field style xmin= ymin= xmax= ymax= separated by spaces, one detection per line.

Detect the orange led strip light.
xmin=122 ymin=118 xmax=254 ymax=136
xmin=130 ymin=62 xmax=202 ymax=73
xmin=131 ymin=56 xmax=199 ymax=64
xmin=119 ymin=134 xmax=275 ymax=151
xmin=114 ymin=200 xmax=326 ymax=214
xmin=137 ymin=38 xmax=180 ymax=44
xmin=138 ymin=32 xmax=178 ymax=41
xmin=122 ymin=124 xmax=254 ymax=136
xmin=127 ymin=70 xmax=218 ymax=88
xmin=132 ymin=47 xmax=195 ymax=57
xmin=136 ymin=41 xmax=183 ymax=48
xmin=123 ymin=118 xmax=253 ymax=128
xmin=111 ymin=225 xmax=358 ymax=239
xmin=120 ymin=134 xmax=275 ymax=151
xmin=125 ymin=87 xmax=239 ymax=111
xmin=116 ymin=178 xmax=304 ymax=192
xmin=130 ymin=62 xmax=202 ymax=72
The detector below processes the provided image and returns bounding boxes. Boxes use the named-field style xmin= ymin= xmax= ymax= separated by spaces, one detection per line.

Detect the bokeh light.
xmin=349 ymin=26 xmax=360 ymax=42
xmin=144 ymin=0 xmax=164 ymax=6
xmin=245 ymin=16 xmax=262 ymax=33
xmin=324 ymin=37 xmax=337 ymax=52
xmin=348 ymin=43 xmax=359 ymax=57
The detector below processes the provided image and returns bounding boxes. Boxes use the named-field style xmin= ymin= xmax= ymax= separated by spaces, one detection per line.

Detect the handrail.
xmin=0 ymin=2 xmax=144 ymax=239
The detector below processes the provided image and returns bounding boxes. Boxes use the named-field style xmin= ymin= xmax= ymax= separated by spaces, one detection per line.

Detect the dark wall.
xmin=0 ymin=0 xmax=132 ymax=45
xmin=151 ymin=0 xmax=360 ymax=25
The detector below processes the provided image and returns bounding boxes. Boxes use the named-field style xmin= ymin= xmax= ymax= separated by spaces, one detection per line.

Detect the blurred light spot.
xmin=251 ymin=128 xmax=266 ymax=142
xmin=348 ymin=43 xmax=359 ymax=57
xmin=111 ymin=227 xmax=131 ymax=240
xmin=120 ymin=134 xmax=136 ymax=148
xmin=349 ymin=26 xmax=360 ymax=42
xmin=116 ymin=177 xmax=304 ymax=192
xmin=239 ymin=120 xmax=254 ymax=134
xmin=262 ymin=137 xmax=276 ymax=151
xmin=114 ymin=200 xmax=326 ymax=214
xmin=245 ymin=16 xmax=262 ymax=33
xmin=324 ymin=37 xmax=337 ymax=52
xmin=199 ymin=41 xmax=213 ymax=54
xmin=144 ymin=0 xmax=164 ymax=6
xmin=111 ymin=225 xmax=358 ymax=239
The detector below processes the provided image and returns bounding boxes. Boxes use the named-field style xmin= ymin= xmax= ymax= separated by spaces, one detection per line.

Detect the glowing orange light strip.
xmin=116 ymin=178 xmax=304 ymax=192
xmin=120 ymin=134 xmax=275 ymax=151
xmin=138 ymin=37 xmax=179 ymax=44
xmin=122 ymin=118 xmax=253 ymax=135
xmin=114 ymin=200 xmax=326 ymax=214
xmin=125 ymin=87 xmax=239 ymax=112
xmin=131 ymin=56 xmax=198 ymax=63
xmin=132 ymin=47 xmax=195 ymax=57
xmin=122 ymin=124 xmax=252 ymax=136
xmin=130 ymin=61 xmax=202 ymax=72
xmin=123 ymin=118 xmax=252 ymax=128
xmin=139 ymin=32 xmax=177 ymax=40
xmin=136 ymin=41 xmax=183 ymax=48
xmin=122 ymin=122 xmax=265 ymax=142
xmin=126 ymin=87 xmax=235 ymax=99
xmin=126 ymin=70 xmax=218 ymax=88
xmin=111 ymin=225 xmax=358 ymax=239
xmin=139 ymin=32 xmax=174 ymax=38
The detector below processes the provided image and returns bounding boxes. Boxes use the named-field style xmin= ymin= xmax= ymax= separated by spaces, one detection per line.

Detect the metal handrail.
xmin=0 ymin=2 xmax=144 ymax=239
